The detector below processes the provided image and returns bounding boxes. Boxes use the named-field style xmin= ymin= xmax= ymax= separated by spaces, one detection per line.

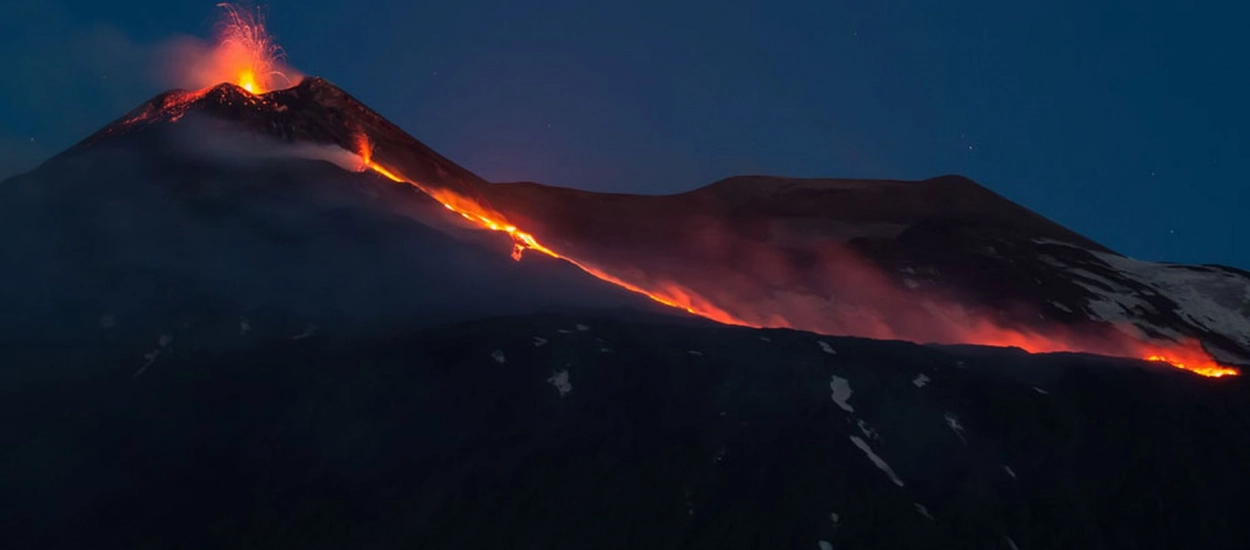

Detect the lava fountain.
xmin=164 ymin=3 xmax=301 ymax=94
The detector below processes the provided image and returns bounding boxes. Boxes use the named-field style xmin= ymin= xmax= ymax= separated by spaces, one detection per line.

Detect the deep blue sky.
xmin=2 ymin=0 xmax=1245 ymax=268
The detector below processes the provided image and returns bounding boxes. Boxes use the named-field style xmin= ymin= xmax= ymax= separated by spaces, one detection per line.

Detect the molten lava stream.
xmin=351 ymin=138 xmax=1236 ymax=379
xmin=353 ymin=136 xmax=750 ymax=324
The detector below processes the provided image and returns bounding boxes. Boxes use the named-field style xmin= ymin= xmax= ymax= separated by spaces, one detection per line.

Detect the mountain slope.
xmin=2 ymin=311 xmax=1247 ymax=549
xmin=1 ymin=77 xmax=1248 ymax=549
xmin=0 ymin=120 xmax=663 ymax=346
xmin=49 ymin=77 xmax=1248 ymax=370
xmin=482 ymin=175 xmax=1250 ymax=367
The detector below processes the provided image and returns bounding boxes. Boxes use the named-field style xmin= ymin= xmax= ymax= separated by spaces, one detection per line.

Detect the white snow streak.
xmin=856 ymin=419 xmax=879 ymax=440
xmin=848 ymin=435 xmax=904 ymax=487
xmin=134 ymin=333 xmax=173 ymax=377
xmin=914 ymin=503 xmax=933 ymax=520
xmin=546 ymin=370 xmax=572 ymax=397
xmin=912 ymin=374 xmax=930 ymax=388
xmin=818 ymin=341 xmax=837 ymax=355
xmin=830 ymin=376 xmax=854 ymax=412
xmin=945 ymin=412 xmax=967 ymax=443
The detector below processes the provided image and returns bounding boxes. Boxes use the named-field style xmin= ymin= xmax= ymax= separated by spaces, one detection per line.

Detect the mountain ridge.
xmin=26 ymin=77 xmax=1250 ymax=370
xmin=3 ymin=77 xmax=1249 ymax=548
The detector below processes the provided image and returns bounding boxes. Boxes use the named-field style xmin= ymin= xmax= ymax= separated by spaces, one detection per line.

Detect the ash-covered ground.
xmin=2 ymin=310 xmax=1247 ymax=549
xmin=2 ymin=100 xmax=1248 ymax=550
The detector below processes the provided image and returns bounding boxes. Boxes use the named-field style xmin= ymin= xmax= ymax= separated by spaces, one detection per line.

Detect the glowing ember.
xmin=347 ymin=137 xmax=1236 ymax=378
xmin=165 ymin=3 xmax=300 ymax=95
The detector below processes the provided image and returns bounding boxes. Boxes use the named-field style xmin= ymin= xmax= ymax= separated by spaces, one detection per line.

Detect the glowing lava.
xmin=166 ymin=3 xmax=300 ymax=95
xmin=349 ymin=135 xmax=1236 ymax=378
xmin=1147 ymin=352 xmax=1240 ymax=378
xmin=213 ymin=3 xmax=294 ymax=94
xmin=353 ymin=134 xmax=746 ymax=321
xmin=138 ymin=5 xmax=1240 ymax=379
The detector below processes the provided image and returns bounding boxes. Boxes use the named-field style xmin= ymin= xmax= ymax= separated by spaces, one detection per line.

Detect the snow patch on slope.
xmin=1067 ymin=268 xmax=1156 ymax=327
xmin=1034 ymin=239 xmax=1250 ymax=360
xmin=849 ymin=436 xmax=904 ymax=487
xmin=547 ymin=370 xmax=572 ymax=397
xmin=1094 ymin=252 xmax=1250 ymax=350
xmin=830 ymin=376 xmax=854 ymax=412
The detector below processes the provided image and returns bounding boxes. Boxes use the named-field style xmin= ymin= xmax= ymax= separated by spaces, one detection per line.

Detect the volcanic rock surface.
xmin=482 ymin=176 xmax=1250 ymax=366
xmin=69 ymin=77 xmax=1250 ymax=368
xmin=2 ymin=77 xmax=1249 ymax=549
xmin=3 ymin=312 xmax=1248 ymax=549
xmin=0 ymin=119 xmax=664 ymax=347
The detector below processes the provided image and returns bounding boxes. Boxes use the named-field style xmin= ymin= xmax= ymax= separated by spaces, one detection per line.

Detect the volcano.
xmin=3 ymin=74 xmax=1250 ymax=549
xmin=45 ymin=77 xmax=1250 ymax=377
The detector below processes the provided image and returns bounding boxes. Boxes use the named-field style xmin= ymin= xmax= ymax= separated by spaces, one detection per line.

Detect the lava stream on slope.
xmin=350 ymin=135 xmax=1236 ymax=378
xmin=101 ymin=2 xmax=1239 ymax=378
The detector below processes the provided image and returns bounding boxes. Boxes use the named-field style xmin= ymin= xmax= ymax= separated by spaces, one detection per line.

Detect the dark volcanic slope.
xmin=482 ymin=176 xmax=1250 ymax=365
xmin=0 ymin=119 xmax=664 ymax=346
xmin=73 ymin=77 xmax=507 ymax=225
xmin=58 ymin=77 xmax=1250 ymax=365
xmin=484 ymin=175 xmax=1107 ymax=252
xmin=2 ymin=79 xmax=1249 ymax=550
xmin=3 ymin=311 xmax=1247 ymax=549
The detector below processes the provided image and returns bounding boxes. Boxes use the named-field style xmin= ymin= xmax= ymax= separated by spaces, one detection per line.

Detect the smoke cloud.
xmin=168 ymin=116 xmax=367 ymax=172
xmin=156 ymin=33 xmax=303 ymax=94
xmin=0 ymin=1 xmax=303 ymax=181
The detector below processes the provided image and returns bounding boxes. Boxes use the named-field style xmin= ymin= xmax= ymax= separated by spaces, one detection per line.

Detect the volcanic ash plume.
xmin=160 ymin=3 xmax=301 ymax=94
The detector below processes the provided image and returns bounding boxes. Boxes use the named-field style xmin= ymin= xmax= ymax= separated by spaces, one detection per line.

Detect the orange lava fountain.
xmin=214 ymin=3 xmax=290 ymax=93
xmin=168 ymin=3 xmax=300 ymax=95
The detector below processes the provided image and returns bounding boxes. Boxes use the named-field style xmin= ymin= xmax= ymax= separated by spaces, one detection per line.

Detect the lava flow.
xmin=145 ymin=4 xmax=1237 ymax=378
xmin=353 ymin=134 xmax=747 ymax=323
xmin=351 ymin=135 xmax=1237 ymax=378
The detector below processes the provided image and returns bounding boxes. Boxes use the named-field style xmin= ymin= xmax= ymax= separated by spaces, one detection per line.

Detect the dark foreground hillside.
xmin=3 ymin=311 xmax=1247 ymax=550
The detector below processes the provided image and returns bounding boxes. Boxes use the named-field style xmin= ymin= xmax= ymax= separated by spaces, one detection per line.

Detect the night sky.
xmin=2 ymin=0 xmax=1245 ymax=268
